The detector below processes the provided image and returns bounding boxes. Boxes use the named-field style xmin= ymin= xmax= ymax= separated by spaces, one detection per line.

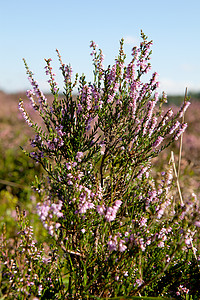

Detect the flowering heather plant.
xmin=0 ymin=209 xmax=64 ymax=299
xmin=1 ymin=31 xmax=200 ymax=299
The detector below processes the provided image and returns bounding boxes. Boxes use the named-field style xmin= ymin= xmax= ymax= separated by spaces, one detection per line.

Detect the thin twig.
xmin=170 ymin=151 xmax=184 ymax=206
xmin=178 ymin=87 xmax=187 ymax=178
xmin=0 ymin=179 xmax=28 ymax=189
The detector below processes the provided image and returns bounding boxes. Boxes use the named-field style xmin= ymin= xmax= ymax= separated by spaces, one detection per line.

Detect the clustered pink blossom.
xmin=142 ymin=100 xmax=156 ymax=135
xmin=75 ymin=185 xmax=95 ymax=214
xmin=136 ymin=40 xmax=152 ymax=74
xmin=18 ymin=100 xmax=33 ymax=127
xmin=137 ymin=165 xmax=149 ymax=179
xmin=56 ymin=49 xmax=73 ymax=86
xmin=160 ymin=108 xmax=174 ymax=127
xmin=45 ymin=58 xmax=59 ymax=94
xmin=90 ymin=40 xmax=104 ymax=80
xmin=178 ymin=101 xmax=191 ymax=118
xmin=76 ymin=151 xmax=84 ymax=162
xmin=176 ymin=284 xmax=190 ymax=296
xmin=134 ymin=278 xmax=144 ymax=287
xmin=26 ymin=89 xmax=38 ymax=110
xmin=104 ymin=200 xmax=122 ymax=222
xmin=55 ymin=125 xmax=66 ymax=137
xmin=28 ymin=78 xmax=47 ymax=105
xmin=152 ymin=136 xmax=164 ymax=148
xmin=139 ymin=216 xmax=148 ymax=227
xmin=174 ymin=123 xmax=188 ymax=140
xmin=96 ymin=200 xmax=122 ymax=222
xmin=107 ymin=233 xmax=127 ymax=252
xmin=37 ymin=199 xmax=63 ymax=236
xmin=169 ymin=120 xmax=180 ymax=134
xmin=148 ymin=116 xmax=158 ymax=137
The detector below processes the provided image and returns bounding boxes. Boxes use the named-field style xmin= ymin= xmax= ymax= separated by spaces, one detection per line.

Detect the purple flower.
xmin=107 ymin=239 xmax=117 ymax=252
xmin=96 ymin=205 xmax=105 ymax=216
xmin=56 ymin=125 xmax=66 ymax=137
xmin=135 ymin=278 xmax=144 ymax=287
xmin=104 ymin=201 xmax=121 ymax=222
xmin=18 ymin=100 xmax=33 ymax=127
xmin=107 ymin=235 xmax=118 ymax=251
xmin=137 ymin=166 xmax=148 ymax=178
xmin=51 ymin=201 xmax=63 ymax=218
xmin=76 ymin=151 xmax=84 ymax=162
xmin=114 ymin=200 xmax=122 ymax=208
xmin=194 ymin=221 xmax=200 ymax=227
xmin=66 ymin=162 xmax=71 ymax=170
xmin=185 ymin=237 xmax=192 ymax=246
xmin=123 ymin=271 xmax=128 ymax=277
xmin=47 ymin=140 xmax=56 ymax=150
xmin=148 ymin=116 xmax=157 ymax=137
xmin=174 ymin=123 xmax=188 ymax=140
xmin=169 ymin=121 xmax=180 ymax=135
xmin=37 ymin=201 xmax=50 ymax=221
xmin=179 ymin=101 xmax=191 ymax=118
xmin=105 ymin=207 xmax=116 ymax=222
xmin=152 ymin=136 xmax=164 ymax=148
xmin=139 ymin=216 xmax=147 ymax=227
xmin=119 ymin=239 xmax=127 ymax=252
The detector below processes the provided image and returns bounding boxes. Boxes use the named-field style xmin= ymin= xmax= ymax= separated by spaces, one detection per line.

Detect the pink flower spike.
xmin=76 ymin=151 xmax=84 ymax=162
xmin=152 ymin=136 xmax=164 ymax=148
xmin=194 ymin=221 xmax=200 ymax=227
xmin=96 ymin=205 xmax=105 ymax=216
xmin=114 ymin=200 xmax=122 ymax=208
xmin=119 ymin=240 xmax=127 ymax=252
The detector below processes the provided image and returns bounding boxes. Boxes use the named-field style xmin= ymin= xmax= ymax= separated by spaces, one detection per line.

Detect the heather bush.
xmin=1 ymin=31 xmax=200 ymax=299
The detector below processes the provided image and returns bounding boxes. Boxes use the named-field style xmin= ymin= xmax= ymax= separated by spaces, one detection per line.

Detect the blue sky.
xmin=0 ymin=0 xmax=200 ymax=95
